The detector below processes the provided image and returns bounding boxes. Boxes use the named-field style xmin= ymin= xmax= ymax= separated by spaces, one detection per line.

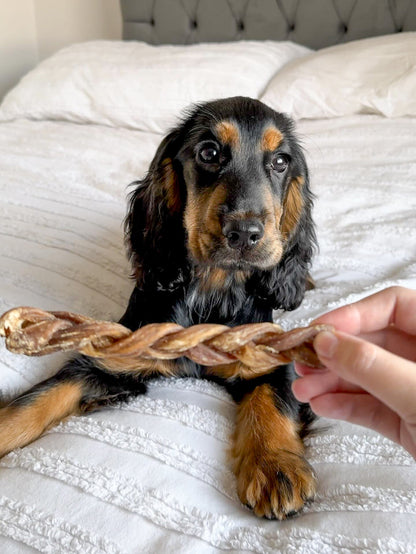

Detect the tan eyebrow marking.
xmin=215 ymin=120 xmax=240 ymax=148
xmin=261 ymin=126 xmax=283 ymax=151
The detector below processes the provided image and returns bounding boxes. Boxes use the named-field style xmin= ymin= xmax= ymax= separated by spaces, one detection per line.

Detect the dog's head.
xmin=126 ymin=96 xmax=315 ymax=310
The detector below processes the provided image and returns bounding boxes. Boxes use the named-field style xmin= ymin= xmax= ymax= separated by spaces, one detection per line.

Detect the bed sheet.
xmin=0 ymin=115 xmax=415 ymax=553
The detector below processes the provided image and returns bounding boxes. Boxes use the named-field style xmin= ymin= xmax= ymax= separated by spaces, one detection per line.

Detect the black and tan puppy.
xmin=0 ymin=97 xmax=317 ymax=519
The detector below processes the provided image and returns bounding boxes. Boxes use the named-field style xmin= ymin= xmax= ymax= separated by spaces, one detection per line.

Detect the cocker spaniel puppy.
xmin=0 ymin=97 xmax=317 ymax=520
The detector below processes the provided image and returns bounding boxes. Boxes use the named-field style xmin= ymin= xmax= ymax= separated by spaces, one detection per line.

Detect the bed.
xmin=0 ymin=1 xmax=415 ymax=552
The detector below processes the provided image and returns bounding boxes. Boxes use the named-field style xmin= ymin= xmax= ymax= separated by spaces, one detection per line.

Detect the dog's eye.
xmin=271 ymin=154 xmax=289 ymax=173
xmin=198 ymin=143 xmax=220 ymax=164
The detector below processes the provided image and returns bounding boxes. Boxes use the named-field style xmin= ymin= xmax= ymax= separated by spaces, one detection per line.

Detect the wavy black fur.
xmin=120 ymin=96 xmax=317 ymax=427
xmin=2 ymin=98 xmax=318 ymax=517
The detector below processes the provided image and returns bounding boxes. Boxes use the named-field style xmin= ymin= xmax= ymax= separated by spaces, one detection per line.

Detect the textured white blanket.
xmin=0 ymin=115 xmax=415 ymax=553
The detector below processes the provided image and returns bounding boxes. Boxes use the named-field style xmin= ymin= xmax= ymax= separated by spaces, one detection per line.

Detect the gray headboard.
xmin=120 ymin=0 xmax=416 ymax=49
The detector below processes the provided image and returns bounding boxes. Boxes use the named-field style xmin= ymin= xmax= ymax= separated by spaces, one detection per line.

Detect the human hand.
xmin=292 ymin=286 xmax=416 ymax=459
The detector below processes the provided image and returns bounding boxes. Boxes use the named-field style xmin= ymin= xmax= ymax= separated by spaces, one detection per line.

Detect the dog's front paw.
xmin=235 ymin=450 xmax=316 ymax=520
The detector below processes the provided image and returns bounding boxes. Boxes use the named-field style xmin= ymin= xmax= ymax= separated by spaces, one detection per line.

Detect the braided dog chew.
xmin=0 ymin=307 xmax=332 ymax=376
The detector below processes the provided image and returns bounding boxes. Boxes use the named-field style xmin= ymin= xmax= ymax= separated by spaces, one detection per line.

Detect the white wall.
xmin=0 ymin=1 xmax=39 ymax=100
xmin=0 ymin=0 xmax=122 ymax=100
xmin=34 ymin=0 xmax=122 ymax=61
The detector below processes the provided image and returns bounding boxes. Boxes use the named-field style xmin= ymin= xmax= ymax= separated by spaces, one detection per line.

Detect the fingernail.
xmin=314 ymin=331 xmax=338 ymax=359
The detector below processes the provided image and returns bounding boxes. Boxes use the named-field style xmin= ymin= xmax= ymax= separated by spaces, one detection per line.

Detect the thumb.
xmin=314 ymin=331 xmax=416 ymax=420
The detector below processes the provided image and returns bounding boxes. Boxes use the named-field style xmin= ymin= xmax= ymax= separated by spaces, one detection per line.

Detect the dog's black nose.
xmin=223 ymin=220 xmax=264 ymax=250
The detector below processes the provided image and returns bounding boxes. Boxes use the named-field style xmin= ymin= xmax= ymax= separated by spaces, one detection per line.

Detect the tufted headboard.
xmin=120 ymin=0 xmax=416 ymax=49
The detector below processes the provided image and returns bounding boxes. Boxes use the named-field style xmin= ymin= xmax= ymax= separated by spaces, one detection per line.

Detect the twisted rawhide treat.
xmin=0 ymin=307 xmax=332 ymax=378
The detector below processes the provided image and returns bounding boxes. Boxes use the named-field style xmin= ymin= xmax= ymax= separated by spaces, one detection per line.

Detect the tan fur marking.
xmin=185 ymin=184 xmax=227 ymax=264
xmin=230 ymin=383 xmax=316 ymax=519
xmin=234 ymin=384 xmax=302 ymax=455
xmin=260 ymin=188 xmax=284 ymax=267
xmin=199 ymin=267 xmax=228 ymax=290
xmin=98 ymin=357 xmax=178 ymax=378
xmin=207 ymin=360 xmax=277 ymax=380
xmin=161 ymin=158 xmax=181 ymax=213
xmin=262 ymin=126 xmax=283 ymax=152
xmin=0 ymin=382 xmax=83 ymax=458
xmin=274 ymin=201 xmax=283 ymax=225
xmin=196 ymin=268 xmax=250 ymax=293
xmin=281 ymin=176 xmax=304 ymax=240
xmin=205 ymin=184 xmax=227 ymax=237
xmin=184 ymin=188 xmax=203 ymax=261
xmin=215 ymin=121 xmax=240 ymax=148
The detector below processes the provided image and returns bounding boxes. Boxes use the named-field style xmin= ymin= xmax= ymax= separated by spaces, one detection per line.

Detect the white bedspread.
xmin=0 ymin=115 xmax=416 ymax=553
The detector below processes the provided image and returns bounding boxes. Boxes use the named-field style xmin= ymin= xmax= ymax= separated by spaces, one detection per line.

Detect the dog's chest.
xmin=172 ymin=277 xmax=247 ymax=327
xmin=168 ymin=278 xmax=272 ymax=377
xmin=168 ymin=279 xmax=241 ymax=377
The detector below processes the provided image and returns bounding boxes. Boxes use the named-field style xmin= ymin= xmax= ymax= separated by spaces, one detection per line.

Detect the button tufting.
xmin=123 ymin=0 xmax=416 ymax=51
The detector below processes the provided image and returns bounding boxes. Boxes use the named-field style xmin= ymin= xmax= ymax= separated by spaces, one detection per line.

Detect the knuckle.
xmin=387 ymin=285 xmax=404 ymax=294
xmin=384 ymin=285 xmax=406 ymax=302
xmin=346 ymin=339 xmax=377 ymax=376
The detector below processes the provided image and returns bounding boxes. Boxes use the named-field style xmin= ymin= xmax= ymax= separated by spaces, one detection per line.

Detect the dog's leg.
xmin=227 ymin=377 xmax=317 ymax=519
xmin=0 ymin=355 xmax=149 ymax=458
xmin=0 ymin=377 xmax=82 ymax=458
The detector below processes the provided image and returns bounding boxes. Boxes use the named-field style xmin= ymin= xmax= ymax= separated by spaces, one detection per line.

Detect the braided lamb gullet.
xmin=0 ymin=307 xmax=332 ymax=379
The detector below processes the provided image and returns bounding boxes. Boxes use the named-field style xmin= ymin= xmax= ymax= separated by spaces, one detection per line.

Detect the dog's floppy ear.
xmin=125 ymin=128 xmax=188 ymax=291
xmin=250 ymin=152 xmax=317 ymax=311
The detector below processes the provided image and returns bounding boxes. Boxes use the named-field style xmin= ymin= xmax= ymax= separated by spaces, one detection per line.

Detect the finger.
xmin=294 ymin=362 xmax=328 ymax=376
xmin=360 ymin=327 xmax=416 ymax=361
xmin=309 ymin=393 xmax=402 ymax=445
xmin=313 ymin=286 xmax=416 ymax=335
xmin=292 ymin=371 xmax=362 ymax=403
xmin=314 ymin=330 xmax=416 ymax=420
xmin=297 ymin=328 xmax=416 ymax=372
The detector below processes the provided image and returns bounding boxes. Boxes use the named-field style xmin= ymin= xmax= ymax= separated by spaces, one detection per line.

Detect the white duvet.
xmin=0 ymin=38 xmax=416 ymax=554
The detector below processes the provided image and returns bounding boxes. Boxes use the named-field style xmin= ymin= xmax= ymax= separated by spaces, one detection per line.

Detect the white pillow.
xmin=0 ymin=40 xmax=310 ymax=133
xmin=261 ymin=33 xmax=416 ymax=119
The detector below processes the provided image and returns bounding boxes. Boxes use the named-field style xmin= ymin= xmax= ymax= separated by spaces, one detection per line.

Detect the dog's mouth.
xmin=215 ymin=249 xmax=281 ymax=271
xmin=190 ymin=233 xmax=283 ymax=271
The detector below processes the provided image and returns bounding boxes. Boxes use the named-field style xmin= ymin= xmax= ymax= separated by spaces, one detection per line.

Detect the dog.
xmin=0 ymin=96 xmax=317 ymax=520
